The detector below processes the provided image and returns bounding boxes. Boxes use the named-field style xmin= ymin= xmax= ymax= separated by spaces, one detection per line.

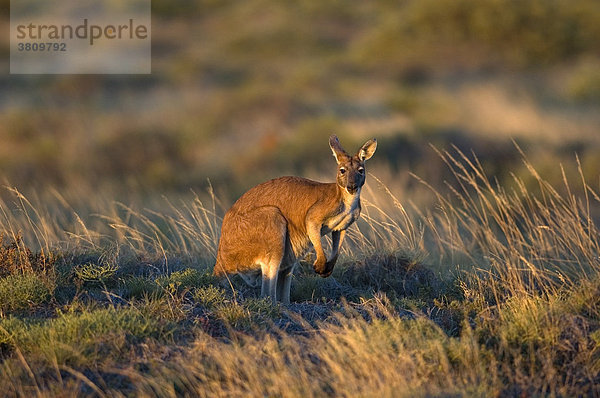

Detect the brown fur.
xmin=213 ymin=135 xmax=377 ymax=303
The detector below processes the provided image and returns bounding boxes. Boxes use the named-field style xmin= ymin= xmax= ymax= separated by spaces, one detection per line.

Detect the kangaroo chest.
xmin=321 ymin=191 xmax=361 ymax=235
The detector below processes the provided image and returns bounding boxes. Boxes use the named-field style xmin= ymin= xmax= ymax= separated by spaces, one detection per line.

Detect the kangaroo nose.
xmin=347 ymin=184 xmax=358 ymax=194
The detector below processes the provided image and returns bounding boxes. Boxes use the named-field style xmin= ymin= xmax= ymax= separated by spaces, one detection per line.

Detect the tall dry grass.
xmin=0 ymin=148 xmax=599 ymax=396
xmin=420 ymin=146 xmax=600 ymax=297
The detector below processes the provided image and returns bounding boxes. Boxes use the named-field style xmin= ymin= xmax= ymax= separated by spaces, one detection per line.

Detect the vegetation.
xmin=0 ymin=150 xmax=599 ymax=396
xmin=2 ymin=0 xmax=600 ymax=395
xmin=1 ymin=0 xmax=600 ymax=199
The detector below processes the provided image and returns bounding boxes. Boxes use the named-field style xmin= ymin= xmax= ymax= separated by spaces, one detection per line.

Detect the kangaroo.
xmin=213 ymin=135 xmax=377 ymax=303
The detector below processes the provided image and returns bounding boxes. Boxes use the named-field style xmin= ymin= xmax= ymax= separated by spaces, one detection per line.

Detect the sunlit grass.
xmin=0 ymin=150 xmax=599 ymax=396
xmin=3 ymin=0 xmax=600 ymax=394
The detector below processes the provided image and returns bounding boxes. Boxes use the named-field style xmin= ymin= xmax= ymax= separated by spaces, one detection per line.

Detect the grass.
xmin=3 ymin=0 xmax=600 ymax=395
xmin=0 ymin=273 xmax=54 ymax=314
xmin=0 ymin=305 xmax=175 ymax=366
xmin=0 ymin=149 xmax=599 ymax=396
xmin=2 ymin=1 xmax=600 ymax=199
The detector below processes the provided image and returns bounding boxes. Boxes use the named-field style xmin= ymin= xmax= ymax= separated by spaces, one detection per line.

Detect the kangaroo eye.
xmin=339 ymin=168 xmax=346 ymax=174
xmin=358 ymin=167 xmax=365 ymax=174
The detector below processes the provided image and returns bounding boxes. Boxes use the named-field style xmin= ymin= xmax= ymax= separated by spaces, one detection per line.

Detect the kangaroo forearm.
xmin=307 ymin=222 xmax=327 ymax=273
xmin=317 ymin=229 xmax=345 ymax=278
xmin=308 ymin=224 xmax=325 ymax=257
xmin=330 ymin=230 xmax=346 ymax=259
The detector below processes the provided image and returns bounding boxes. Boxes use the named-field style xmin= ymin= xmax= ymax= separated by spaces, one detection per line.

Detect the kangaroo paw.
xmin=318 ymin=257 xmax=337 ymax=278
xmin=313 ymin=257 xmax=327 ymax=275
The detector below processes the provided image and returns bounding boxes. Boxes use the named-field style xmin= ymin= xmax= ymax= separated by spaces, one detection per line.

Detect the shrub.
xmin=0 ymin=273 xmax=54 ymax=314
xmin=122 ymin=276 xmax=160 ymax=299
xmin=291 ymin=271 xmax=354 ymax=302
xmin=567 ymin=59 xmax=600 ymax=102
xmin=337 ymin=253 xmax=439 ymax=300
xmin=193 ymin=285 xmax=226 ymax=309
xmin=73 ymin=262 xmax=119 ymax=286
xmin=213 ymin=301 xmax=251 ymax=328
xmin=0 ymin=233 xmax=56 ymax=277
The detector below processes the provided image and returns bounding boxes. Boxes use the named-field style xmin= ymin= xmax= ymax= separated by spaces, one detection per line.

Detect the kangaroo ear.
xmin=358 ymin=138 xmax=377 ymax=161
xmin=329 ymin=135 xmax=348 ymax=163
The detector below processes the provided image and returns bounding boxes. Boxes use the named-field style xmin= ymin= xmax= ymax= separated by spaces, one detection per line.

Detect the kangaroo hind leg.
xmin=248 ymin=206 xmax=287 ymax=302
xmin=277 ymin=262 xmax=296 ymax=305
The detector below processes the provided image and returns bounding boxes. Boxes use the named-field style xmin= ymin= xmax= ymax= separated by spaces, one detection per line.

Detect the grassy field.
xmin=0 ymin=149 xmax=599 ymax=397
xmin=2 ymin=0 xmax=600 ymax=199
xmin=2 ymin=0 xmax=600 ymax=396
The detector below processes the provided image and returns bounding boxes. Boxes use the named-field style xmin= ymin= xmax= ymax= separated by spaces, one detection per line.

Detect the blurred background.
xmin=1 ymin=0 xmax=600 ymax=210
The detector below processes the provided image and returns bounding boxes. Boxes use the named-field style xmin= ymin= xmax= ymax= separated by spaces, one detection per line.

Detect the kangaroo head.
xmin=329 ymin=135 xmax=377 ymax=195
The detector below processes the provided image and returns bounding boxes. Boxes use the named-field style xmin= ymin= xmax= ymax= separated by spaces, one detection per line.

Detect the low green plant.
xmin=0 ymin=305 xmax=175 ymax=366
xmin=337 ymin=253 xmax=438 ymax=299
xmin=137 ymin=290 xmax=189 ymax=323
xmin=0 ymin=273 xmax=54 ymax=313
xmin=213 ymin=301 xmax=250 ymax=328
xmin=156 ymin=268 xmax=215 ymax=290
xmin=74 ymin=263 xmax=119 ymax=285
xmin=212 ymin=297 xmax=280 ymax=329
xmin=243 ymin=297 xmax=281 ymax=319
xmin=291 ymin=273 xmax=333 ymax=302
xmin=193 ymin=285 xmax=226 ymax=309
xmin=122 ymin=276 xmax=160 ymax=299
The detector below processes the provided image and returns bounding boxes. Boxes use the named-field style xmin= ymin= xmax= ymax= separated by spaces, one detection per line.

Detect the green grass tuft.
xmin=74 ymin=262 xmax=119 ymax=285
xmin=0 ymin=305 xmax=175 ymax=367
xmin=121 ymin=276 xmax=161 ymax=299
xmin=0 ymin=273 xmax=54 ymax=314
xmin=156 ymin=268 xmax=217 ymax=291
xmin=193 ymin=285 xmax=227 ymax=309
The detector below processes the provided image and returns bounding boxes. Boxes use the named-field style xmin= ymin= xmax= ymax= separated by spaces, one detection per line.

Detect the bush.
xmin=122 ymin=276 xmax=160 ymax=299
xmin=0 ymin=273 xmax=54 ymax=313
xmin=355 ymin=0 xmax=600 ymax=69
xmin=74 ymin=262 xmax=119 ymax=286
xmin=193 ymin=285 xmax=226 ymax=309
xmin=567 ymin=59 xmax=600 ymax=102
xmin=337 ymin=253 xmax=439 ymax=300
xmin=0 ymin=233 xmax=56 ymax=277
